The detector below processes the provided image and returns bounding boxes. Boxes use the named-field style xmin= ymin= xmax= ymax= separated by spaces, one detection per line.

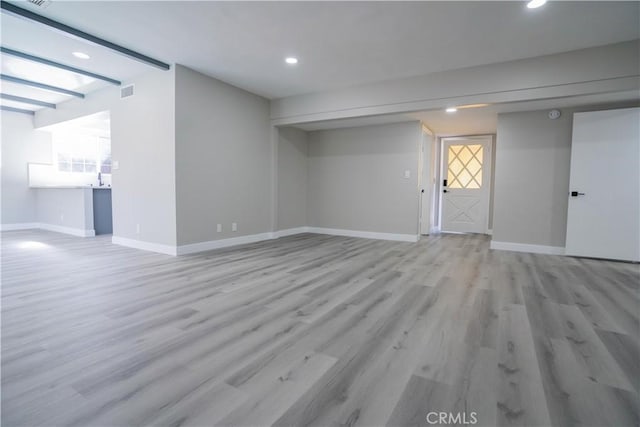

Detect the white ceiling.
xmin=0 ymin=12 xmax=151 ymax=83
xmin=0 ymin=49 xmax=112 ymax=105
xmin=39 ymin=110 xmax=111 ymax=138
xmin=2 ymin=1 xmax=638 ymax=100
xmin=0 ymin=11 xmax=143 ymax=111
xmin=292 ymin=90 xmax=640 ymax=135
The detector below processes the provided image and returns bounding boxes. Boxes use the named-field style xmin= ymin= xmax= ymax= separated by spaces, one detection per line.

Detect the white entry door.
xmin=441 ymin=136 xmax=492 ymax=233
xmin=565 ymin=107 xmax=640 ymax=262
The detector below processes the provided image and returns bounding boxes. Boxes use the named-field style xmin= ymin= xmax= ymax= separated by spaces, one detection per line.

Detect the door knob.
xmin=570 ymin=191 xmax=585 ymax=197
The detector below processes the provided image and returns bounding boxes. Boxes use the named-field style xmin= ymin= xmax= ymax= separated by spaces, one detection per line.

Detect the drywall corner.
xmin=277 ymin=126 xmax=309 ymax=231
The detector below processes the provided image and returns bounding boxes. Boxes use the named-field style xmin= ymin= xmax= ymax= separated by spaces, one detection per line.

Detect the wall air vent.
xmin=26 ymin=0 xmax=52 ymax=8
xmin=120 ymin=84 xmax=134 ymax=99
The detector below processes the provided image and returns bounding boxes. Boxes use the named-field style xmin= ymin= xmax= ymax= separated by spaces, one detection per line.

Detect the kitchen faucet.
xmin=98 ymin=172 xmax=104 ymax=187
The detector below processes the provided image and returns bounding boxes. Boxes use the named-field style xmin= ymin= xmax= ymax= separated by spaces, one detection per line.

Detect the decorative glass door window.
xmin=447 ymin=144 xmax=483 ymax=189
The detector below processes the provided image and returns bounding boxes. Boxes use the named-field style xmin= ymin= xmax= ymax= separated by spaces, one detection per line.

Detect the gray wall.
xmin=36 ymin=188 xmax=94 ymax=232
xmin=277 ymin=127 xmax=308 ymax=230
xmin=307 ymin=122 xmax=421 ymax=235
xmin=34 ymin=68 xmax=178 ymax=246
xmin=111 ymin=68 xmax=177 ymax=246
xmin=32 ymin=65 xmax=273 ymax=248
xmin=175 ymin=65 xmax=271 ymax=245
xmin=1 ymin=113 xmax=52 ymax=226
xmin=492 ymin=102 xmax=639 ymax=248
xmin=493 ymin=111 xmax=572 ymax=247
xmin=272 ymin=41 xmax=639 ymax=124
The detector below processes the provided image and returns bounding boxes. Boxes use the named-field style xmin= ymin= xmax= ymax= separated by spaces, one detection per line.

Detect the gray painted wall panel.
xmin=307 ymin=122 xmax=421 ymax=235
xmin=493 ymin=111 xmax=572 ymax=247
xmin=110 ymin=68 xmax=177 ymax=246
xmin=36 ymin=188 xmax=94 ymax=231
xmin=1 ymin=113 xmax=52 ymax=225
xmin=277 ymin=127 xmax=308 ymax=230
xmin=175 ymin=65 xmax=271 ymax=245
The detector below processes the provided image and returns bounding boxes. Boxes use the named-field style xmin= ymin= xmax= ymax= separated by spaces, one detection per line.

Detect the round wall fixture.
xmin=548 ymin=109 xmax=561 ymax=120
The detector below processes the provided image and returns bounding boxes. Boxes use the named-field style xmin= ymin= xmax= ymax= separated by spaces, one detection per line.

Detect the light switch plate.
xmin=404 ymin=170 xmax=411 ymax=179
xmin=112 ymin=160 xmax=120 ymax=170
xmin=232 ymin=222 xmax=237 ymax=232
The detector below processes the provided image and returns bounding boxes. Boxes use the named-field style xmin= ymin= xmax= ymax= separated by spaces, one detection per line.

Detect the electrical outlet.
xmin=112 ymin=160 xmax=120 ymax=170
xmin=217 ymin=224 xmax=222 ymax=233
xmin=136 ymin=224 xmax=140 ymax=234
xmin=232 ymin=222 xmax=237 ymax=232
xmin=404 ymin=170 xmax=411 ymax=179
xmin=60 ymin=214 xmax=64 ymax=222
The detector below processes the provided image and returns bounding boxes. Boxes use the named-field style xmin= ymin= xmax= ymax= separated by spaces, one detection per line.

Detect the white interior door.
xmin=565 ymin=107 xmax=640 ymax=262
xmin=441 ymin=136 xmax=491 ymax=233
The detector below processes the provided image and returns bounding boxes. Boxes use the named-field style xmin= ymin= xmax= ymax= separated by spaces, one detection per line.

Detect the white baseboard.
xmin=115 ymin=226 xmax=419 ymax=256
xmin=1 ymin=222 xmax=39 ymax=231
xmin=1 ymin=222 xmax=94 ymax=237
xmin=39 ymin=223 xmax=95 ymax=237
xmin=490 ymin=240 xmax=565 ymax=255
xmin=112 ymin=236 xmax=177 ymax=256
xmin=307 ymin=227 xmax=419 ymax=243
xmin=177 ymin=232 xmax=276 ymax=255
xmin=272 ymin=226 xmax=310 ymax=238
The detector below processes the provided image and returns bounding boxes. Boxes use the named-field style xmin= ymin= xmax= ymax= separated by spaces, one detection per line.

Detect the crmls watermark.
xmin=426 ymin=412 xmax=478 ymax=425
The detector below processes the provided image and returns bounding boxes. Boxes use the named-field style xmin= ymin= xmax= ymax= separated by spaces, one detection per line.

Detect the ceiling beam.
xmin=0 ymin=74 xmax=84 ymax=98
xmin=0 ymin=1 xmax=170 ymax=71
xmin=1 ymin=46 xmax=121 ymax=85
xmin=0 ymin=93 xmax=56 ymax=109
xmin=1 ymin=105 xmax=35 ymax=115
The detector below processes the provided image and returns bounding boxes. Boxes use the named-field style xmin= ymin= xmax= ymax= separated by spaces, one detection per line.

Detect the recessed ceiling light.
xmin=527 ymin=0 xmax=547 ymax=9
xmin=285 ymin=57 xmax=298 ymax=65
xmin=446 ymin=107 xmax=458 ymax=113
xmin=72 ymin=51 xmax=90 ymax=59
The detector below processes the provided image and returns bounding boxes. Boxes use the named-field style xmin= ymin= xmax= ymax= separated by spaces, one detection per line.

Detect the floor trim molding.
xmin=272 ymin=226 xmax=310 ymax=238
xmin=113 ymin=226 xmax=420 ymax=256
xmin=178 ymin=226 xmax=418 ymax=256
xmin=112 ymin=236 xmax=177 ymax=256
xmin=177 ymin=232 xmax=276 ymax=255
xmin=6 ymin=223 xmax=420 ymax=255
xmin=1 ymin=222 xmax=95 ymax=237
xmin=490 ymin=240 xmax=565 ymax=255
xmin=307 ymin=227 xmax=419 ymax=243
xmin=39 ymin=223 xmax=95 ymax=238
xmin=1 ymin=222 xmax=39 ymax=231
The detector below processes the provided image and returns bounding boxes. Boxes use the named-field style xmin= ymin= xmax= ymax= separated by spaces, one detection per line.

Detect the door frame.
xmin=439 ymin=135 xmax=493 ymax=234
xmin=419 ymin=126 xmax=435 ymax=235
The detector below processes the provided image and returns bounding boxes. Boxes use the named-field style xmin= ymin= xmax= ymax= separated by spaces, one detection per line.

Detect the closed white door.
xmin=441 ymin=136 xmax=492 ymax=233
xmin=565 ymin=107 xmax=640 ymax=262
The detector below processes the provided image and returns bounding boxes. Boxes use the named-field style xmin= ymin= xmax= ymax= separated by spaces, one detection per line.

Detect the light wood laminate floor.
xmin=1 ymin=230 xmax=639 ymax=427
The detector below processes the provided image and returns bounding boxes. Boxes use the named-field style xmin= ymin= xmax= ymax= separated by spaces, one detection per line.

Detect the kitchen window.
xmin=54 ymin=135 xmax=111 ymax=175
